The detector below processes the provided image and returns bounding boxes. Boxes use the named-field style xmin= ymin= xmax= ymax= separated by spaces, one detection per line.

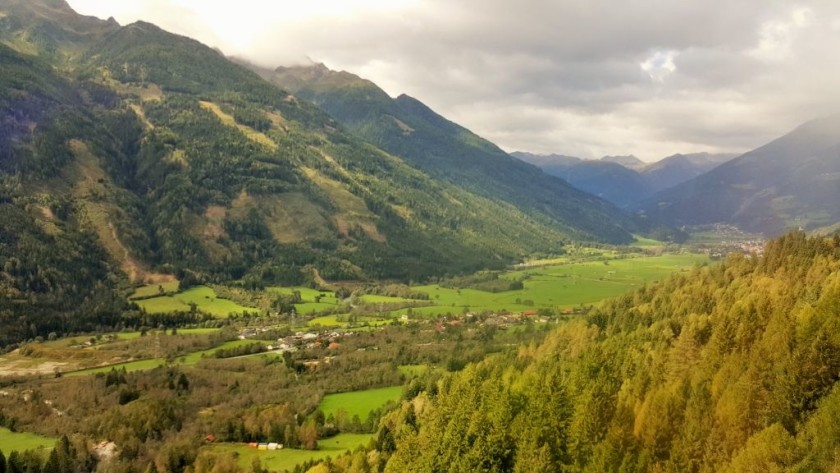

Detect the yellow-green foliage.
xmin=382 ymin=233 xmax=840 ymax=472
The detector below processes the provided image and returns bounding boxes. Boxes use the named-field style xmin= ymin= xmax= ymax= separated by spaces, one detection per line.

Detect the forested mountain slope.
xmin=0 ymin=0 xmax=648 ymax=347
xmin=373 ymin=232 xmax=840 ymax=472
xmin=254 ymin=64 xmax=660 ymax=243
xmin=642 ymin=115 xmax=840 ymax=235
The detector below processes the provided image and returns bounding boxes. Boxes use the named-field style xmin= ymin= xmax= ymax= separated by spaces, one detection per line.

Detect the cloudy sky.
xmin=67 ymin=0 xmax=840 ymax=161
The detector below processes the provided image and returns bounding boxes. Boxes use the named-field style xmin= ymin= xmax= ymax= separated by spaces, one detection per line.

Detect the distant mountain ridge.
xmin=641 ymin=114 xmax=840 ymax=235
xmin=512 ymin=151 xmax=736 ymax=208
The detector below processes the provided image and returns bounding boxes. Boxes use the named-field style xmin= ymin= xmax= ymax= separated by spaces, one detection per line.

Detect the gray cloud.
xmin=68 ymin=0 xmax=840 ymax=161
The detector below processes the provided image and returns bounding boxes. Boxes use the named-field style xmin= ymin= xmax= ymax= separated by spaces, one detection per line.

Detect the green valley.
xmin=1 ymin=1 xmax=839 ymax=473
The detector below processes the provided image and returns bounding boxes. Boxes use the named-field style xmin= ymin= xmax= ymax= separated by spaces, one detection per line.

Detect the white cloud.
xmin=748 ymin=6 xmax=813 ymax=62
xmin=65 ymin=0 xmax=840 ymax=162
xmin=641 ymin=50 xmax=678 ymax=82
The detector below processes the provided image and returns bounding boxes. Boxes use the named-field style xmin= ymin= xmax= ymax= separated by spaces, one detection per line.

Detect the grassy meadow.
xmin=396 ymin=253 xmax=707 ymax=317
xmin=318 ymin=386 xmax=404 ymax=420
xmin=65 ymin=339 xmax=269 ymax=377
xmin=129 ymin=281 xmax=180 ymax=299
xmin=208 ymin=433 xmax=374 ymax=472
xmin=0 ymin=427 xmax=56 ymax=453
xmin=134 ymin=286 xmax=259 ymax=317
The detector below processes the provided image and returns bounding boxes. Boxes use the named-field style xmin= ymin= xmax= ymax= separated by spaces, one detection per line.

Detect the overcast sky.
xmin=67 ymin=0 xmax=840 ymax=161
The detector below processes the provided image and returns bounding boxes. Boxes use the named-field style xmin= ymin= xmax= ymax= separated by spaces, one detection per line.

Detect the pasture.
xmin=65 ymin=340 xmax=269 ymax=376
xmin=308 ymin=315 xmax=393 ymax=329
xmin=208 ymin=433 xmax=373 ymax=472
xmin=134 ymin=286 xmax=259 ymax=317
xmin=402 ymin=253 xmax=707 ymax=316
xmin=129 ymin=281 xmax=180 ymax=299
xmin=318 ymin=386 xmax=403 ymax=421
xmin=268 ymin=286 xmax=343 ymax=315
xmin=0 ymin=427 xmax=56 ymax=453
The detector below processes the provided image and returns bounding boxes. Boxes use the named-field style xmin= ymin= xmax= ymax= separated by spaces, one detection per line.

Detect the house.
xmin=204 ymin=434 xmax=216 ymax=443
xmin=521 ymin=310 xmax=538 ymax=317
xmin=268 ymin=443 xmax=280 ymax=450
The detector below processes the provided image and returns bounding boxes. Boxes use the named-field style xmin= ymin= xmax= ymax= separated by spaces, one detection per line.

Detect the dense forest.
xmin=302 ymin=232 xmax=840 ymax=472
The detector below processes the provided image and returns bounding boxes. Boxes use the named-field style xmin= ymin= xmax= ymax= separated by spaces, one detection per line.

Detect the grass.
xmin=267 ymin=286 xmax=343 ymax=315
xmin=295 ymin=302 xmax=339 ymax=315
xmin=398 ymin=364 xmax=428 ymax=378
xmin=129 ymin=281 xmax=180 ymax=299
xmin=135 ymin=286 xmax=259 ymax=317
xmin=65 ymin=340 xmax=269 ymax=376
xmin=318 ymin=386 xmax=403 ymax=420
xmin=0 ymin=427 xmax=56 ymax=453
xmin=207 ymin=433 xmax=373 ymax=472
xmin=406 ymin=254 xmax=707 ymax=316
xmin=632 ymin=235 xmax=666 ymax=248
xmin=357 ymin=294 xmax=416 ymax=304
xmin=307 ymin=315 xmax=393 ymax=329
xmin=308 ymin=315 xmax=345 ymax=328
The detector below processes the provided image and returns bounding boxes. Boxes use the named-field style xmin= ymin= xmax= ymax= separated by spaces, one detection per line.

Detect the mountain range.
xmin=513 ymin=151 xmax=736 ymax=209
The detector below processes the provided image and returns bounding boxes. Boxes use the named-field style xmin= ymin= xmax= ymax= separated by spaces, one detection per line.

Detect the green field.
xmin=66 ymin=340 xmax=269 ymax=376
xmin=134 ymin=286 xmax=259 ymax=317
xmin=129 ymin=281 xmax=180 ymax=299
xmin=308 ymin=315 xmax=393 ymax=329
xmin=396 ymin=254 xmax=707 ymax=317
xmin=268 ymin=286 xmax=343 ymax=315
xmin=295 ymin=302 xmax=339 ymax=315
xmin=357 ymin=294 xmax=416 ymax=304
xmin=398 ymin=364 xmax=428 ymax=378
xmin=0 ymin=427 xmax=56 ymax=453
xmin=108 ymin=328 xmax=221 ymax=341
xmin=318 ymin=386 xmax=403 ymax=420
xmin=208 ymin=433 xmax=373 ymax=472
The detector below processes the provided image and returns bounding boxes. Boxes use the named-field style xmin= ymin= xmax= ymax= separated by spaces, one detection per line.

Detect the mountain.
xmin=508 ymin=151 xmax=582 ymax=168
xmin=513 ymin=151 xmax=736 ymax=208
xmin=0 ymin=0 xmax=656 ymax=345
xmin=643 ymin=152 xmax=736 ymax=193
xmin=642 ymin=115 xmax=840 ymax=235
xmin=252 ymin=63 xmax=663 ymax=245
xmin=601 ymin=154 xmax=646 ymax=170
xmin=513 ymin=152 xmax=650 ymax=208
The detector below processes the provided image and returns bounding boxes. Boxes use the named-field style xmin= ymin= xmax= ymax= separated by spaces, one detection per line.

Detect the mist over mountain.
xmin=641 ymin=114 xmax=840 ymax=235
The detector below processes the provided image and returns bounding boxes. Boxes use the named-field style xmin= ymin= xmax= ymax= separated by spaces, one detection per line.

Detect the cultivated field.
xmin=398 ymin=253 xmax=707 ymax=317
xmin=0 ymin=427 xmax=56 ymax=453
xmin=208 ymin=433 xmax=374 ymax=472
xmin=134 ymin=286 xmax=259 ymax=317
xmin=318 ymin=386 xmax=404 ymax=421
xmin=65 ymin=339 xmax=270 ymax=376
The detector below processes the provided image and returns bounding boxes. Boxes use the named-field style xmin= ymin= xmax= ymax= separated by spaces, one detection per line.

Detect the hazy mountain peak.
xmin=601 ymin=154 xmax=646 ymax=170
xmin=642 ymin=113 xmax=840 ymax=235
xmin=271 ymin=62 xmax=380 ymax=95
